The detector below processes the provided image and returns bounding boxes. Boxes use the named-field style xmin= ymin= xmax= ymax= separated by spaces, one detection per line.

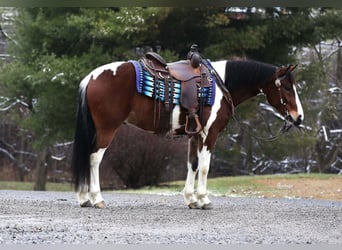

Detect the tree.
xmin=209 ymin=8 xmax=342 ymax=175
xmin=1 ymin=7 xmax=342 ymax=189
xmin=0 ymin=7 xmax=176 ymax=189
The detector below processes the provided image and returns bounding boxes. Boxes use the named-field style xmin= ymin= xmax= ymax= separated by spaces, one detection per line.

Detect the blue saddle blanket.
xmin=129 ymin=60 xmax=216 ymax=106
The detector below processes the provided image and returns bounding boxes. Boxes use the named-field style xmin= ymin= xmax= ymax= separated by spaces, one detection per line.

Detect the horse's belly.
xmin=125 ymin=104 xmax=185 ymax=134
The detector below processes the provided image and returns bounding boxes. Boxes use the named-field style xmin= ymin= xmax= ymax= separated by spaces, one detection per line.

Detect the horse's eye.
xmin=283 ymin=84 xmax=292 ymax=91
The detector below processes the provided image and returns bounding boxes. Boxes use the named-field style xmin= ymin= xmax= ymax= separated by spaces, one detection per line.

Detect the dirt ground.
xmin=0 ymin=190 xmax=341 ymax=244
xmin=255 ymin=178 xmax=342 ymax=201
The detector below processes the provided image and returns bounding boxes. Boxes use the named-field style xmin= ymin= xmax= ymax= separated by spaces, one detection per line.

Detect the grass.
xmin=123 ymin=173 xmax=341 ymax=196
xmin=1 ymin=174 xmax=341 ymax=200
xmin=0 ymin=181 xmax=73 ymax=192
xmin=132 ymin=173 xmax=342 ymax=200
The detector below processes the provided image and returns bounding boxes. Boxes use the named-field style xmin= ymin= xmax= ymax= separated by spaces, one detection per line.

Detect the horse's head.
xmin=262 ymin=65 xmax=304 ymax=127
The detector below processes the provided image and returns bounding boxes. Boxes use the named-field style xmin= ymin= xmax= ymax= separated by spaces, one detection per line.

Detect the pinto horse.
xmin=72 ymin=57 xmax=303 ymax=209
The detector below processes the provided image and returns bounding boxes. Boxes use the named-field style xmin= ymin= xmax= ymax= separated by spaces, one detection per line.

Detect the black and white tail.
xmin=71 ymin=86 xmax=95 ymax=191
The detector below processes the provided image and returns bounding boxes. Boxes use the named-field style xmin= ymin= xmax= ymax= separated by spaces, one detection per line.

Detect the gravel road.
xmin=0 ymin=190 xmax=341 ymax=244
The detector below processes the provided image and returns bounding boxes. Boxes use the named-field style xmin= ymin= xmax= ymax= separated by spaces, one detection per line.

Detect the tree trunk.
xmin=33 ymin=148 xmax=51 ymax=191
xmin=337 ymin=46 xmax=342 ymax=83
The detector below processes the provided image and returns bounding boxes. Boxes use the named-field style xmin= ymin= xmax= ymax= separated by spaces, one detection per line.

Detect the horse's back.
xmin=80 ymin=61 xmax=127 ymax=91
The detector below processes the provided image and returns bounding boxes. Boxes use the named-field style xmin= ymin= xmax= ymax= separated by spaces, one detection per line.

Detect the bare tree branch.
xmin=0 ymin=97 xmax=29 ymax=112
xmin=0 ymin=8 xmax=18 ymax=45
xmin=0 ymin=147 xmax=31 ymax=173
xmin=0 ymin=147 xmax=15 ymax=161
xmin=0 ymin=139 xmax=37 ymax=158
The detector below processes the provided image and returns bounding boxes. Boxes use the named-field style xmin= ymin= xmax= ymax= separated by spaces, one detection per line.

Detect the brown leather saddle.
xmin=140 ymin=51 xmax=211 ymax=135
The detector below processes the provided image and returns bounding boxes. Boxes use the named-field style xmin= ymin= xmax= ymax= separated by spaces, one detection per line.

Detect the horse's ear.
xmin=287 ymin=64 xmax=297 ymax=72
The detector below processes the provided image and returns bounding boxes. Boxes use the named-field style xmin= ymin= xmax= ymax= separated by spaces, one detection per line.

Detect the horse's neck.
xmin=211 ymin=60 xmax=268 ymax=107
xmin=230 ymin=88 xmax=261 ymax=107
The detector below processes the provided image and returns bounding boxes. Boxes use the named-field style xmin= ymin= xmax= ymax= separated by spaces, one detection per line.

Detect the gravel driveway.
xmin=0 ymin=190 xmax=341 ymax=244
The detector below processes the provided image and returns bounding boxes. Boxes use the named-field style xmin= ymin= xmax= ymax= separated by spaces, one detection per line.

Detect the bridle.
xmin=274 ymin=73 xmax=295 ymax=132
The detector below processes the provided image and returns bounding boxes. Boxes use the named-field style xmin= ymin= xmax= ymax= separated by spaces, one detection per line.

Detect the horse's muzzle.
xmin=294 ymin=115 xmax=303 ymax=126
xmin=285 ymin=114 xmax=303 ymax=128
xmin=185 ymin=113 xmax=202 ymax=135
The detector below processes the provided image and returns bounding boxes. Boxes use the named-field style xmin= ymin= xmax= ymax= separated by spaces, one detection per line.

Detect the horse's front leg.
xmin=183 ymin=136 xmax=200 ymax=209
xmin=183 ymin=136 xmax=213 ymax=209
xmin=196 ymin=145 xmax=213 ymax=209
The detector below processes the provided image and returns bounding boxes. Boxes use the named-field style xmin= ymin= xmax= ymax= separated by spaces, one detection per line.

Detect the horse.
xmin=71 ymin=56 xmax=304 ymax=209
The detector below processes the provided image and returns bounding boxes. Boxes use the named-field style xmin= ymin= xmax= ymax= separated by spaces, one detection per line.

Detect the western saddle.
xmin=140 ymin=45 xmax=212 ymax=135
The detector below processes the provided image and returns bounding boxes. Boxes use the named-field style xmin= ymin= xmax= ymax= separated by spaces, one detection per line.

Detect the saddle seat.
xmin=144 ymin=51 xmax=211 ymax=87
xmin=168 ymin=60 xmax=210 ymax=86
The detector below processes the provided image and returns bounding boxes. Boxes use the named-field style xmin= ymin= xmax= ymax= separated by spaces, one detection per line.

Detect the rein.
xmin=201 ymin=58 xmax=234 ymax=113
xmin=232 ymin=75 xmax=293 ymax=142
xmin=232 ymin=112 xmax=291 ymax=142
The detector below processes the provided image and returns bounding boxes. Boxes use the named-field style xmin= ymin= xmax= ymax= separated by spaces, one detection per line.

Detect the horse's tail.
xmin=71 ymin=84 xmax=95 ymax=191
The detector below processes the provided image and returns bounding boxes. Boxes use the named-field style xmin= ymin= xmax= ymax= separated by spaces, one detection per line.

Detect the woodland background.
xmin=0 ymin=7 xmax=341 ymax=190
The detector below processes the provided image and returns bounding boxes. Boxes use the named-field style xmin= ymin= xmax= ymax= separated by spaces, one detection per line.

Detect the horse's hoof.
xmin=94 ymin=201 xmax=106 ymax=209
xmin=202 ymin=203 xmax=213 ymax=210
xmin=188 ymin=202 xmax=201 ymax=209
xmin=80 ymin=200 xmax=92 ymax=208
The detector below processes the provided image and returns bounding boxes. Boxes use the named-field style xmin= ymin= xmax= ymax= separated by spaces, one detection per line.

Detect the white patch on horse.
xmin=171 ymin=105 xmax=182 ymax=131
xmin=211 ymin=60 xmax=227 ymax=83
xmin=201 ymin=86 xmax=224 ymax=135
xmin=293 ymin=85 xmax=304 ymax=121
xmin=79 ymin=61 xmax=125 ymax=92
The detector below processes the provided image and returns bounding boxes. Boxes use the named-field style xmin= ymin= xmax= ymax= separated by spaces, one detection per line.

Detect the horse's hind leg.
xmin=76 ymin=147 xmax=107 ymax=208
xmin=88 ymin=129 xmax=119 ymax=208
xmin=89 ymin=147 xmax=107 ymax=208
xmin=183 ymin=136 xmax=200 ymax=208
xmin=77 ymin=128 xmax=118 ymax=208
xmin=77 ymin=187 xmax=92 ymax=207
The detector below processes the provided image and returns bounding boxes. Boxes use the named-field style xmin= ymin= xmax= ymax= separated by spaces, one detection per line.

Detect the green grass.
xmin=125 ymin=173 xmax=341 ymax=197
xmin=0 ymin=174 xmax=340 ymax=198
xmin=0 ymin=181 xmax=73 ymax=192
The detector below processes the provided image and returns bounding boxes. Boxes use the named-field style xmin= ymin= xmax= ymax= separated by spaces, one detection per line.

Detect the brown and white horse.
xmin=72 ymin=58 xmax=303 ymax=209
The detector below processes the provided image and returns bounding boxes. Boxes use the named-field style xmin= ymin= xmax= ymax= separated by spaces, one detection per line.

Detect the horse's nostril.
xmin=295 ymin=115 xmax=302 ymax=126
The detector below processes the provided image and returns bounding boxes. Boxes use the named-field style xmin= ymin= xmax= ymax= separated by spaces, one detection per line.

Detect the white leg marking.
xmin=196 ymin=146 xmax=212 ymax=207
xmin=89 ymin=148 xmax=107 ymax=205
xmin=183 ymin=161 xmax=198 ymax=206
xmin=183 ymin=139 xmax=198 ymax=206
xmin=77 ymin=185 xmax=90 ymax=205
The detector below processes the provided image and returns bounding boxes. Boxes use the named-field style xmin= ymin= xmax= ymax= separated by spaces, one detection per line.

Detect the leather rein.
xmin=232 ymin=75 xmax=293 ymax=142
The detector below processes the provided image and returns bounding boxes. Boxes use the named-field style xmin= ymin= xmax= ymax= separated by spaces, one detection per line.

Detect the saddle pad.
xmin=129 ymin=60 xmax=216 ymax=106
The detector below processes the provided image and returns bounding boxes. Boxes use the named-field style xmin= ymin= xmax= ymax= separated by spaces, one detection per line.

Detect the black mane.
xmin=224 ymin=60 xmax=277 ymax=91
